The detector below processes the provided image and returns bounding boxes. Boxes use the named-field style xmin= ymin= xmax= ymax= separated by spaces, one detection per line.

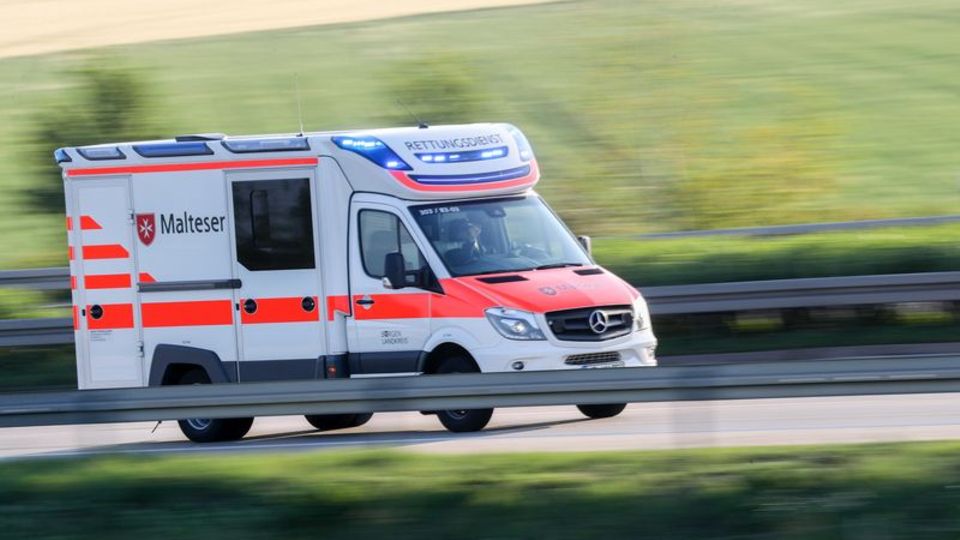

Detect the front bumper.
xmin=473 ymin=328 xmax=658 ymax=372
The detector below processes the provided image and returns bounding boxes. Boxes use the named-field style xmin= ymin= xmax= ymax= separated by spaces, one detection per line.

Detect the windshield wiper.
xmin=533 ymin=263 xmax=584 ymax=270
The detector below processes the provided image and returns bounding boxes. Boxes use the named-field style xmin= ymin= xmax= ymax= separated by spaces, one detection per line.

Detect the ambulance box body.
xmin=56 ymin=123 xmax=657 ymax=436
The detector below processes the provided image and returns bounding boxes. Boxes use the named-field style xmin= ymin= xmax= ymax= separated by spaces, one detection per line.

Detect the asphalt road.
xmin=2 ymin=392 xmax=960 ymax=459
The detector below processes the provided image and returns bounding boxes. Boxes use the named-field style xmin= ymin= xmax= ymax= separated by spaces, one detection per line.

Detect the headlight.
xmin=633 ymin=295 xmax=651 ymax=332
xmin=485 ymin=308 xmax=546 ymax=341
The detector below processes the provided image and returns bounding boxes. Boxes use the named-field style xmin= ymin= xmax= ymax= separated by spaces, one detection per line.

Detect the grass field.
xmin=4 ymin=443 xmax=960 ymax=539
xmin=0 ymin=0 xmax=957 ymax=269
xmin=597 ymin=223 xmax=960 ymax=286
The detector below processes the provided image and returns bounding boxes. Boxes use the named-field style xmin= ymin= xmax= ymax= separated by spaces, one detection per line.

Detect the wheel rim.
xmin=186 ymin=417 xmax=212 ymax=431
xmin=185 ymin=380 xmax=212 ymax=431
xmin=447 ymin=409 xmax=469 ymax=420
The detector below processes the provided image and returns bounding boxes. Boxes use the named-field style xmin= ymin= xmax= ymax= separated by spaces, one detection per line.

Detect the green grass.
xmin=0 ymin=0 xmax=958 ymax=268
xmin=596 ymin=223 xmax=960 ymax=286
xmin=5 ymin=443 xmax=960 ymax=539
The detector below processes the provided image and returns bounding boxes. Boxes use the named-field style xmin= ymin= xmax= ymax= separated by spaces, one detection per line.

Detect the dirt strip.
xmin=0 ymin=0 xmax=554 ymax=59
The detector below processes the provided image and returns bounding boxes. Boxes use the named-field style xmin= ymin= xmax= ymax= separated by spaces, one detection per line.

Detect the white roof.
xmin=58 ymin=123 xmax=540 ymax=201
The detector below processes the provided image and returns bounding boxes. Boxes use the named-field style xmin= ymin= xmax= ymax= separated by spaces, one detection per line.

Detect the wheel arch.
xmin=149 ymin=344 xmax=232 ymax=386
xmin=421 ymin=342 xmax=479 ymax=374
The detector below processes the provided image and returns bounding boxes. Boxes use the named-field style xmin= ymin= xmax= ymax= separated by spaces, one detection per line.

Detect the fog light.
xmin=511 ymin=361 xmax=525 ymax=371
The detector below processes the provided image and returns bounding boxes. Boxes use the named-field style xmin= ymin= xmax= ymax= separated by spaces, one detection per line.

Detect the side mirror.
xmin=383 ymin=252 xmax=407 ymax=290
xmin=577 ymin=235 xmax=592 ymax=255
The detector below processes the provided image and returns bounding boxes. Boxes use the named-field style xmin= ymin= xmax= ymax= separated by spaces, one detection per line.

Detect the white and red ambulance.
xmin=56 ymin=123 xmax=657 ymax=442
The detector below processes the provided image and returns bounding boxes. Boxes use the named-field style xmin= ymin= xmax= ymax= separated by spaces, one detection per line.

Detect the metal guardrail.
xmin=0 ymin=267 xmax=70 ymax=290
xmin=1 ymin=271 xmax=957 ymax=347
xmin=634 ymin=214 xmax=960 ymax=239
xmin=645 ymin=271 xmax=960 ymax=314
xmin=1 ymin=356 xmax=959 ymax=428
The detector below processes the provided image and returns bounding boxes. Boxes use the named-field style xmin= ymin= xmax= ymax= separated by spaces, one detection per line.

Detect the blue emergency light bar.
xmin=76 ymin=146 xmax=126 ymax=161
xmin=507 ymin=125 xmax=534 ymax=162
xmin=133 ymin=141 xmax=214 ymax=158
xmin=331 ymin=135 xmax=412 ymax=171
xmin=415 ymin=146 xmax=509 ymax=164
xmin=222 ymin=137 xmax=310 ymax=153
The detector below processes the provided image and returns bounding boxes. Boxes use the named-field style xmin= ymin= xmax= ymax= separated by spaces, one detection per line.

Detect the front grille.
xmin=546 ymin=305 xmax=634 ymax=342
xmin=565 ymin=351 xmax=622 ymax=366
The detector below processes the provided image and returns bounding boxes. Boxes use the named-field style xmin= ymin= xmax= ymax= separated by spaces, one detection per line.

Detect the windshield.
xmin=410 ymin=196 xmax=592 ymax=277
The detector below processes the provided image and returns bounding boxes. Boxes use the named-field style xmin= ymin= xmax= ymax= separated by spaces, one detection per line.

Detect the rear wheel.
xmin=305 ymin=413 xmax=373 ymax=431
xmin=434 ymin=355 xmax=493 ymax=433
xmin=174 ymin=369 xmax=254 ymax=443
xmin=576 ymin=403 xmax=627 ymax=419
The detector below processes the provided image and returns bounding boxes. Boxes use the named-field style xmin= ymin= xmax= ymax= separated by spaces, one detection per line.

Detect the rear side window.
xmin=359 ymin=210 xmax=426 ymax=279
xmin=232 ymin=178 xmax=315 ymax=271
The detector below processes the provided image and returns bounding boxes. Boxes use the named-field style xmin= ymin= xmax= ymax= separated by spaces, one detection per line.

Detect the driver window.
xmin=359 ymin=210 xmax=426 ymax=279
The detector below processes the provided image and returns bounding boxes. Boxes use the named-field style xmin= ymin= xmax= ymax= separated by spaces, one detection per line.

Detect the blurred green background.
xmin=0 ymin=0 xmax=958 ymax=271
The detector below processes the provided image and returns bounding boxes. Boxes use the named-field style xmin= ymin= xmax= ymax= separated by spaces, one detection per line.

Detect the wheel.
xmin=433 ymin=355 xmax=493 ymax=433
xmin=577 ymin=403 xmax=627 ymax=419
xmin=305 ymin=412 xmax=373 ymax=431
xmin=174 ymin=369 xmax=254 ymax=443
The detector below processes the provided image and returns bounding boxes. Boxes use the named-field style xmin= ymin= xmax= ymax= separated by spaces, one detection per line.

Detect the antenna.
xmin=295 ymin=74 xmax=305 ymax=136
xmin=397 ymin=99 xmax=429 ymax=129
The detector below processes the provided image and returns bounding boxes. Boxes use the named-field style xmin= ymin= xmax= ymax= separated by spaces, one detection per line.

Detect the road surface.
xmin=2 ymin=392 xmax=959 ymax=459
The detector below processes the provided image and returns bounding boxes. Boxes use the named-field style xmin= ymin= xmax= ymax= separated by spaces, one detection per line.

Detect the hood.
xmin=442 ymin=266 xmax=639 ymax=314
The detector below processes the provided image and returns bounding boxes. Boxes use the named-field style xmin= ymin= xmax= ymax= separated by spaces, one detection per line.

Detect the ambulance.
xmin=56 ymin=123 xmax=658 ymax=442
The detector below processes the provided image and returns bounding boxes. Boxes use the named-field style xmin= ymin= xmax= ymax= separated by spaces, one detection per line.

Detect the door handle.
xmin=355 ymin=297 xmax=375 ymax=306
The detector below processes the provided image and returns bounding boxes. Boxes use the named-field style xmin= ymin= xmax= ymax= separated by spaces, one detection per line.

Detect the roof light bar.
xmin=507 ymin=125 xmax=534 ymax=162
xmin=416 ymin=145 xmax=509 ymax=164
xmin=133 ymin=141 xmax=214 ymax=158
xmin=222 ymin=137 xmax=310 ymax=154
xmin=76 ymin=146 xmax=126 ymax=161
xmin=331 ymin=136 xmax=412 ymax=170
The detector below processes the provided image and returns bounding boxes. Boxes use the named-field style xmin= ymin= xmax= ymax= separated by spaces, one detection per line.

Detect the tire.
xmin=174 ymin=369 xmax=254 ymax=443
xmin=305 ymin=412 xmax=373 ymax=431
xmin=576 ymin=403 xmax=627 ymax=419
xmin=433 ymin=355 xmax=493 ymax=433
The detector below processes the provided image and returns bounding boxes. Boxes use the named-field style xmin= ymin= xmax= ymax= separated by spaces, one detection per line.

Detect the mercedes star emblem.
xmin=588 ymin=310 xmax=609 ymax=334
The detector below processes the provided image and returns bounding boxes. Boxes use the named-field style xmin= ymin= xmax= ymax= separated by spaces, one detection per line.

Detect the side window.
xmin=232 ymin=178 xmax=315 ymax=271
xmin=359 ymin=210 xmax=426 ymax=280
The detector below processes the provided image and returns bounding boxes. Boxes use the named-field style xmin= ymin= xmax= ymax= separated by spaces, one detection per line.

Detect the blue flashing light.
xmin=331 ymin=136 xmax=412 ymax=171
xmin=415 ymin=145 xmax=509 ymax=164
xmin=133 ymin=141 xmax=213 ymax=158
xmin=54 ymin=148 xmax=72 ymax=164
xmin=507 ymin=125 xmax=534 ymax=162
xmin=222 ymin=137 xmax=310 ymax=153
xmin=76 ymin=146 xmax=125 ymax=161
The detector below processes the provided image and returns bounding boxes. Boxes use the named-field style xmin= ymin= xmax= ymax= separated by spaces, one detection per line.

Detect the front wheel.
xmin=175 ymin=369 xmax=254 ymax=443
xmin=576 ymin=403 xmax=626 ymax=419
xmin=434 ymin=355 xmax=493 ymax=433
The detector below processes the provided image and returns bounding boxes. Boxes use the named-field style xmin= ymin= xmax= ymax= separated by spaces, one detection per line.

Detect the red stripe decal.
xmin=65 ymin=217 xmax=72 ymax=230
xmin=82 ymin=244 xmax=129 ymax=260
xmin=80 ymin=216 xmax=102 ymax=230
xmin=241 ymin=297 xmax=319 ymax=324
xmin=72 ymin=306 xmax=79 ymax=330
xmin=67 ymin=157 xmax=318 ymax=177
xmin=352 ymin=293 xmax=431 ymax=320
xmin=68 ymin=246 xmax=74 ymax=261
xmin=70 ymin=276 xmax=77 ymax=290
xmin=326 ymin=295 xmax=351 ymax=321
xmin=87 ymin=303 xmax=134 ymax=330
xmin=85 ymin=273 xmax=132 ymax=289
xmin=389 ymin=159 xmax=539 ymax=193
xmin=138 ymin=272 xmax=157 ymax=283
xmin=142 ymin=300 xmax=233 ymax=328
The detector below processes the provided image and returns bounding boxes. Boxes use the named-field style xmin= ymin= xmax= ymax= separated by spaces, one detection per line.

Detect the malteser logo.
xmin=136 ymin=213 xmax=156 ymax=246
xmin=136 ymin=211 xmax=227 ymax=246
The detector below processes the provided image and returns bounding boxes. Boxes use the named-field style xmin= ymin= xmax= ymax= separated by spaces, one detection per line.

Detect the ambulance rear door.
xmin=70 ymin=176 xmax=143 ymax=389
